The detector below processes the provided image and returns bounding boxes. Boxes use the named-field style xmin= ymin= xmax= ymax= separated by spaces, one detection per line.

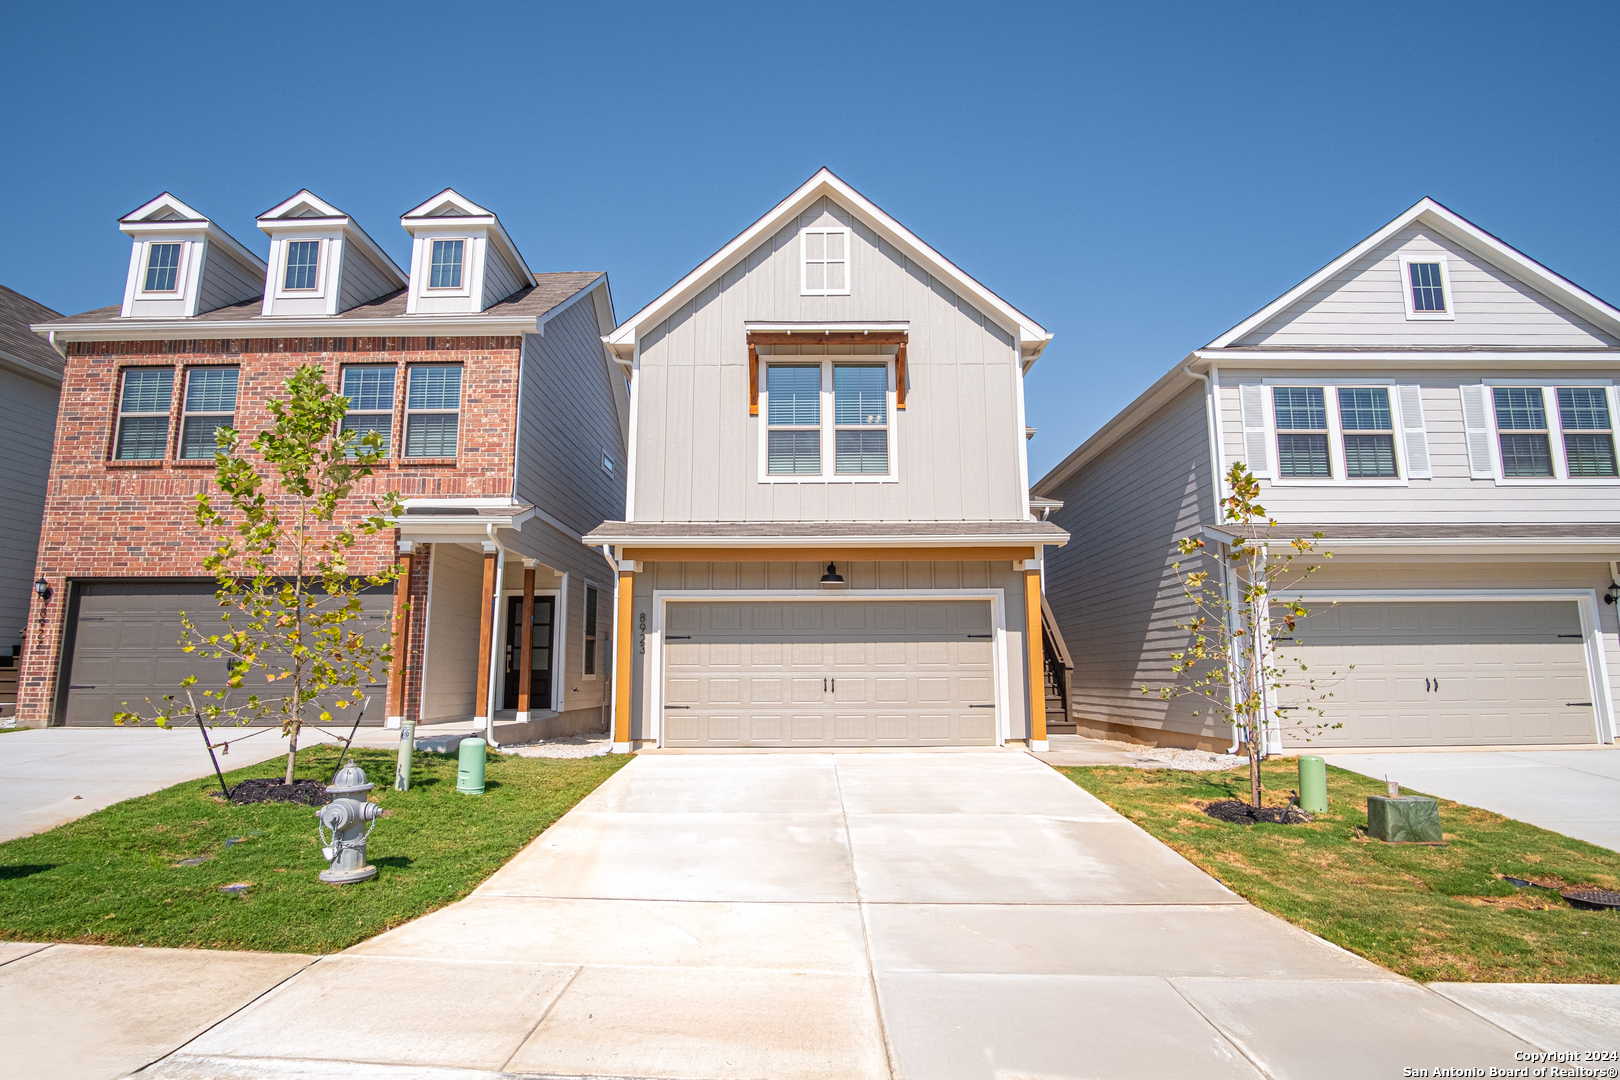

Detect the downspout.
xmin=483 ymin=523 xmax=508 ymax=747
xmin=1186 ymin=366 xmax=1242 ymax=754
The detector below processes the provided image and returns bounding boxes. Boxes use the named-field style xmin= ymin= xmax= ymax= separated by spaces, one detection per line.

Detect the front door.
xmin=502 ymin=595 xmax=555 ymax=710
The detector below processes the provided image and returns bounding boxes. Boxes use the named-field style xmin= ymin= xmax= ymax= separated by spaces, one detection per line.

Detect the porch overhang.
xmin=1227 ymin=523 xmax=1620 ymax=559
xmin=584 ymin=519 xmax=1069 ymax=564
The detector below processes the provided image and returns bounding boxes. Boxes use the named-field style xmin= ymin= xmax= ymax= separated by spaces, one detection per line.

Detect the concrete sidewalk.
xmin=7 ymin=751 xmax=1591 ymax=1080
xmin=1325 ymin=748 xmax=1620 ymax=852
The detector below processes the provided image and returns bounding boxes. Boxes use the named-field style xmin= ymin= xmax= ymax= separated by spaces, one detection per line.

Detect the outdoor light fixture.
xmin=32 ymin=577 xmax=49 ymax=602
xmin=819 ymin=562 xmax=845 ymax=587
xmin=1607 ymin=582 xmax=1620 ymax=606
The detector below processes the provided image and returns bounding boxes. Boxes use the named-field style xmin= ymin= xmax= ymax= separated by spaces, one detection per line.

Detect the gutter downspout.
xmin=1186 ymin=366 xmax=1242 ymax=755
xmin=483 ymin=523 xmax=507 ymax=748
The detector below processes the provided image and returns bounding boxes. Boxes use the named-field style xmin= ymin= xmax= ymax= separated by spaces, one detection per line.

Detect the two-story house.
xmin=0 ymin=284 xmax=65 ymax=716
xmin=585 ymin=169 xmax=1068 ymax=752
xmin=1035 ymin=198 xmax=1620 ymax=753
xmin=22 ymin=189 xmax=627 ymax=745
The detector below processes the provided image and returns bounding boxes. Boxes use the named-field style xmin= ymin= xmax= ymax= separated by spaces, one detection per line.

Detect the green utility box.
xmin=1298 ymin=756 xmax=1327 ymax=813
xmin=1366 ymin=795 xmax=1442 ymax=843
xmin=457 ymin=737 xmax=487 ymax=795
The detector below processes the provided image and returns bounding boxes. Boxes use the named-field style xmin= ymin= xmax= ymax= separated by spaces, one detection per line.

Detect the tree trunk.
xmin=1249 ymin=744 xmax=1262 ymax=808
xmin=284 ymin=721 xmax=300 ymax=785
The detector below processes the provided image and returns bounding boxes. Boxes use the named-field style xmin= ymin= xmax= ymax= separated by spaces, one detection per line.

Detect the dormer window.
xmin=1399 ymin=253 xmax=1452 ymax=320
xmin=143 ymin=244 xmax=182 ymax=292
xmin=283 ymin=241 xmax=321 ymax=290
xmin=801 ymin=227 xmax=851 ymax=296
xmin=430 ymin=240 xmax=465 ymax=289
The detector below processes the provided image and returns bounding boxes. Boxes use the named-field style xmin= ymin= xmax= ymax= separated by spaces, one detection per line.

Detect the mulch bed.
xmin=1203 ymin=799 xmax=1312 ymax=825
xmin=220 ymin=778 xmax=331 ymax=806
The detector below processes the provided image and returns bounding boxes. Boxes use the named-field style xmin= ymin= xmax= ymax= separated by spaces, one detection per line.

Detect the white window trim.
xmin=425 ymin=237 xmax=472 ymax=295
xmin=800 ymin=226 xmax=852 ymax=297
xmin=1483 ymin=379 xmax=1620 ymax=486
xmin=139 ymin=241 xmax=189 ymax=295
xmin=1398 ymin=253 xmax=1454 ymax=321
xmin=581 ymin=580 xmax=601 ymax=680
xmin=1259 ymin=379 xmax=1410 ymax=487
xmin=757 ymin=355 xmax=898 ymax=484
xmin=275 ymin=238 xmax=327 ymax=297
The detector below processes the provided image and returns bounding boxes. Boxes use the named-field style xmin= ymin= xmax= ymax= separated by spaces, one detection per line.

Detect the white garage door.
xmin=1277 ymin=601 xmax=1599 ymax=747
xmin=661 ymin=600 xmax=998 ymax=747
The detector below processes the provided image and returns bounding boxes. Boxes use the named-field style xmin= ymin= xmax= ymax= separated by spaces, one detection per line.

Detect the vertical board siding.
xmin=197 ymin=248 xmax=262 ymax=313
xmin=634 ymin=196 xmax=1024 ymax=524
xmin=0 ymin=371 xmax=60 ymax=642
xmin=1238 ymin=228 xmax=1618 ymax=348
xmin=1042 ymin=385 xmax=1219 ymax=742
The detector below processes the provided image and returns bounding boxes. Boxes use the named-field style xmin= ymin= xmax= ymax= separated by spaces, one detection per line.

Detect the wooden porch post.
xmin=613 ymin=565 xmax=635 ymax=750
xmin=385 ymin=541 xmax=414 ymax=727
xmin=1025 ymin=566 xmax=1048 ymax=749
xmin=517 ymin=561 xmax=536 ymax=721
xmin=473 ymin=542 xmax=497 ymax=730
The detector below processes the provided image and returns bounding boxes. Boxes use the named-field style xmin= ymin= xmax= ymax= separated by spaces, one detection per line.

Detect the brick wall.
xmin=19 ymin=335 xmax=520 ymax=724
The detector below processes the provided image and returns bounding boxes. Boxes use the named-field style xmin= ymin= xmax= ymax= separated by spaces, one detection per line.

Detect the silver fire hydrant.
xmin=317 ymin=758 xmax=382 ymax=885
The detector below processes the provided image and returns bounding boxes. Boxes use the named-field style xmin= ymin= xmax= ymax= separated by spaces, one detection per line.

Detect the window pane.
xmin=1500 ymin=433 xmax=1553 ymax=477
xmin=835 ymin=429 xmax=888 ymax=474
xmin=1343 ymin=434 xmax=1397 ymax=477
xmin=344 ymin=367 xmax=396 ymax=411
xmin=827 ymin=262 xmax=846 ymax=291
xmin=585 ymin=586 xmax=598 ymax=635
xmin=407 ymin=366 xmax=462 ymax=410
xmin=1277 ymin=433 xmax=1330 ymax=477
xmin=185 ymin=367 xmax=238 ymax=413
xmin=805 ymin=232 xmax=825 ymax=261
xmin=429 ymin=239 xmax=464 ymax=289
xmin=116 ymin=416 xmax=168 ymax=460
xmin=180 ymin=416 xmax=232 ymax=459
xmin=826 ymin=231 xmax=845 ymax=260
xmin=405 ymin=413 xmax=459 ymax=457
xmin=583 ymin=638 xmax=596 ymax=676
xmin=1494 ymin=387 xmax=1546 ymax=430
xmin=804 ymin=262 xmax=825 ymax=291
xmin=1338 ymin=387 xmax=1392 ymax=431
xmin=1409 ymin=262 xmax=1446 ymax=312
xmin=1565 ymin=434 xmax=1618 ymax=477
xmin=767 ymin=430 xmax=820 ymax=474
xmin=341 ymin=414 xmax=392 ymax=457
xmin=120 ymin=368 xmax=174 ymax=413
xmin=284 ymin=241 xmax=321 ymax=290
xmin=1557 ymin=387 xmax=1611 ymax=430
xmin=1272 ymin=387 xmax=1325 ymax=430
xmin=766 ymin=367 xmax=819 ymax=425
xmin=144 ymin=244 xmax=181 ymax=291
xmin=834 ymin=366 xmax=887 ymax=425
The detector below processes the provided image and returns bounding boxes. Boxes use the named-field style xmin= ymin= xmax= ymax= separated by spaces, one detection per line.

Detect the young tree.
xmin=116 ymin=363 xmax=404 ymax=786
xmin=1144 ymin=462 xmax=1342 ymax=808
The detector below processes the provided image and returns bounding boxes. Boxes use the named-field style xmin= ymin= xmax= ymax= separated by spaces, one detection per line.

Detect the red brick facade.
xmin=19 ymin=335 xmax=520 ymax=724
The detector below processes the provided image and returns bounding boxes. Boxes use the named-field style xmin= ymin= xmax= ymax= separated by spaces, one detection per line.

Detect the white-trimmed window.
xmin=342 ymin=366 xmax=396 ymax=458
xmin=833 ymin=364 xmax=889 ymax=474
xmin=1337 ymin=387 xmax=1398 ymax=478
xmin=404 ymin=365 xmax=461 ymax=458
xmin=114 ymin=367 xmax=175 ymax=460
xmin=765 ymin=364 xmax=822 ymax=474
xmin=1247 ymin=381 xmax=1429 ymax=484
xmin=582 ymin=583 xmax=599 ymax=677
xmin=283 ymin=240 xmax=322 ymax=291
xmin=1399 ymin=253 xmax=1453 ymax=320
xmin=178 ymin=367 xmax=239 ymax=459
xmin=429 ymin=239 xmax=465 ymax=290
xmin=1273 ymin=387 xmax=1330 ymax=478
xmin=1466 ymin=382 xmax=1619 ymax=482
xmin=143 ymin=244 xmax=183 ymax=293
xmin=800 ymin=227 xmax=851 ymax=296
xmin=760 ymin=357 xmax=898 ymax=482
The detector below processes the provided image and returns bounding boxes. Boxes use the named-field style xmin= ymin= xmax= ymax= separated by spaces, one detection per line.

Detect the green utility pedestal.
xmin=1366 ymin=795 xmax=1442 ymax=843
xmin=1297 ymin=756 xmax=1327 ymax=813
xmin=457 ymin=737 xmax=487 ymax=795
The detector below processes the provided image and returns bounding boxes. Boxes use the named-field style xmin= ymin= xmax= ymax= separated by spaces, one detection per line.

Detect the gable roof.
xmin=0 ymin=283 xmax=64 ymax=381
xmin=257 ymin=189 xmax=406 ymax=285
xmin=117 ymin=192 xmax=266 ymax=275
xmin=400 ymin=188 xmax=535 ymax=290
xmin=1207 ymin=197 xmax=1620 ymax=348
xmin=606 ymin=168 xmax=1053 ymax=366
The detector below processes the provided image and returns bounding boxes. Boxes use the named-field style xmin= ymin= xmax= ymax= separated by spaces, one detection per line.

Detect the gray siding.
xmin=338 ymin=243 xmax=397 ymax=312
xmin=514 ymin=295 xmax=627 ymax=538
xmin=1238 ymin=227 xmax=1618 ymax=348
xmin=633 ymin=196 xmax=1025 ymax=523
xmin=1219 ymin=371 xmax=1620 ymax=524
xmin=1042 ymin=385 xmax=1221 ymax=743
xmin=196 ymin=247 xmax=262 ymax=313
xmin=482 ymin=245 xmax=525 ymax=309
xmin=0 ymin=367 xmax=59 ymax=644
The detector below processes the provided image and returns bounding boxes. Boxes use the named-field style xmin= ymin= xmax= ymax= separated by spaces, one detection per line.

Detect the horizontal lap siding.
xmin=197 ymin=250 xmax=262 ymax=313
xmin=482 ymin=248 xmax=525 ymax=311
xmin=1042 ymin=385 xmax=1220 ymax=742
xmin=338 ymin=246 xmax=397 ymax=311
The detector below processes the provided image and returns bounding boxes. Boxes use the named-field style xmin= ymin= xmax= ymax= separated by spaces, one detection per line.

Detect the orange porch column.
xmin=385 ymin=541 xmax=414 ymax=727
xmin=613 ymin=565 xmax=635 ymax=751
xmin=473 ymin=542 xmax=498 ymax=731
xmin=1025 ymin=567 xmax=1048 ymax=749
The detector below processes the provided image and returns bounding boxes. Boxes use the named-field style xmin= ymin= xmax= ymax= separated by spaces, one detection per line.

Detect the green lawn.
xmin=1063 ymin=760 xmax=1620 ymax=983
xmin=0 ymin=743 xmax=627 ymax=953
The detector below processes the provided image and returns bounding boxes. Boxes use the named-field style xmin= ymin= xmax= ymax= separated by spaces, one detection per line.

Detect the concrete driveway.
xmin=28 ymin=750 xmax=1592 ymax=1080
xmin=1324 ymin=749 xmax=1620 ymax=852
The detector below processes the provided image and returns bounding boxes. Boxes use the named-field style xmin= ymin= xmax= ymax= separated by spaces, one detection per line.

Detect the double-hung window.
xmin=1493 ymin=387 xmax=1553 ymax=478
xmin=1558 ymin=388 xmax=1618 ymax=477
xmin=342 ymin=366 xmax=396 ymax=457
xmin=143 ymin=244 xmax=182 ymax=292
xmin=179 ymin=367 xmax=239 ymax=459
xmin=114 ymin=368 xmax=175 ymax=460
xmin=583 ymin=584 xmax=599 ymax=677
xmin=283 ymin=241 xmax=321 ymax=290
xmin=1338 ymin=387 xmax=1398 ymax=478
xmin=405 ymin=366 xmax=461 ymax=458
xmin=834 ymin=365 xmax=888 ymax=474
xmin=1484 ymin=385 xmax=1619 ymax=480
xmin=1273 ymin=387 xmax=1330 ymax=478
xmin=429 ymin=239 xmax=464 ymax=289
xmin=766 ymin=365 xmax=822 ymax=474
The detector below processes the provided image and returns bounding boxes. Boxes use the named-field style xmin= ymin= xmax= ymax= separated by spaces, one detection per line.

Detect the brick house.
xmin=22 ymin=189 xmax=627 ymax=744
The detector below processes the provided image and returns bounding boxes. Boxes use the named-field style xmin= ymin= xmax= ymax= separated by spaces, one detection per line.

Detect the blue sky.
xmin=5 ymin=1 xmax=1615 ymax=480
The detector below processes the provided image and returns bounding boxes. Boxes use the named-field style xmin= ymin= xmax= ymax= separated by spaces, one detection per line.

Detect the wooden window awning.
xmin=748 ymin=330 xmax=908 ymax=415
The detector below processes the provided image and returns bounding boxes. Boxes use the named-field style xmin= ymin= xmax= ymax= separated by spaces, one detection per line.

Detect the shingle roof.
xmin=585 ymin=519 xmax=1070 ymax=543
xmin=0 ymin=283 xmax=65 ymax=377
xmin=36 ymin=272 xmax=604 ymax=329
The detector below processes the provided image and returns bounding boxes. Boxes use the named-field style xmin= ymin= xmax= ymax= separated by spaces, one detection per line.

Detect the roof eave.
xmin=33 ymin=315 xmax=542 ymax=341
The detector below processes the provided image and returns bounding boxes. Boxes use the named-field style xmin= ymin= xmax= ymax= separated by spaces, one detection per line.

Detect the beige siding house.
xmin=589 ymin=169 xmax=1067 ymax=751
xmin=1035 ymin=198 xmax=1620 ymax=752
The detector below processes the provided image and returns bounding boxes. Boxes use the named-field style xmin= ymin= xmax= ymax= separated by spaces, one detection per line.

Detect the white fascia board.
xmin=585 ymin=532 xmax=1067 ymax=549
xmin=608 ymin=168 xmax=1050 ymax=356
xmin=535 ymin=274 xmax=609 ymax=333
xmin=38 ymin=315 xmax=541 ymax=341
xmin=260 ymin=213 xmax=405 ymax=287
xmin=402 ymin=189 xmax=535 ymax=288
xmin=121 ymin=214 xmax=267 ymax=276
xmin=1208 ymin=197 xmax=1620 ymax=348
xmin=1194 ymin=348 xmax=1620 ymax=368
xmin=1270 ymin=536 xmax=1620 ymax=556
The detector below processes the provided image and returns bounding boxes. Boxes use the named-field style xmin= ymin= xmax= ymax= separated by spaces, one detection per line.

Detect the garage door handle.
xmin=968 ymin=634 xmax=992 ymax=639
xmin=69 ymin=684 xmax=96 ymax=689
xmin=1557 ymin=634 xmax=1583 ymax=638
xmin=1567 ymin=701 xmax=1593 ymax=707
xmin=664 ymin=705 xmax=691 ymax=710
xmin=969 ymin=704 xmax=995 ymax=708
xmin=666 ymin=635 xmax=692 ymax=640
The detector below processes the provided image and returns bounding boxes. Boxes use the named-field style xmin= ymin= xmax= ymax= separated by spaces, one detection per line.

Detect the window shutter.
xmin=1395 ymin=385 xmax=1432 ymax=478
xmin=1239 ymin=383 xmax=1273 ymax=478
xmin=1458 ymin=384 xmax=1496 ymax=478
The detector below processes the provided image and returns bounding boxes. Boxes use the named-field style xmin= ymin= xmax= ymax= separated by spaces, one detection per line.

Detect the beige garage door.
xmin=661 ymin=600 xmax=998 ymax=747
xmin=1277 ymin=601 xmax=1598 ymax=747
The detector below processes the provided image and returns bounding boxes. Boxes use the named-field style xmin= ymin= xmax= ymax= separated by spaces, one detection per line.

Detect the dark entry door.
xmin=503 ymin=595 xmax=555 ymax=710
